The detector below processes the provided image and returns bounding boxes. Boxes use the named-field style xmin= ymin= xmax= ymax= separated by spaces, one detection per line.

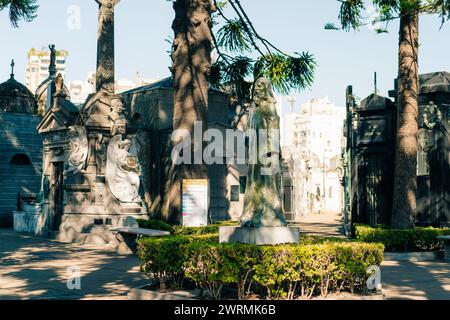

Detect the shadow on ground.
xmin=0 ymin=229 xmax=149 ymax=300
xmin=381 ymin=259 xmax=450 ymax=300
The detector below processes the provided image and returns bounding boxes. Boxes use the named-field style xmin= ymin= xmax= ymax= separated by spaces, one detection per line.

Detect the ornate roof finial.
xmin=10 ymin=59 xmax=15 ymax=78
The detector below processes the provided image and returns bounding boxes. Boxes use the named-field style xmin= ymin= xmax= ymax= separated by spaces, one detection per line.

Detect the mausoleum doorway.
xmin=51 ymin=162 xmax=64 ymax=231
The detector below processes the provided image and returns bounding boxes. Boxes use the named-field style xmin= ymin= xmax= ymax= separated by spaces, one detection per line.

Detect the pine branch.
xmin=226 ymin=0 xmax=269 ymax=59
xmin=233 ymin=0 xmax=291 ymax=57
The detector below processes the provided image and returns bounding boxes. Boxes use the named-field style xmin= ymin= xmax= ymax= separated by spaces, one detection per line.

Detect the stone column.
xmin=95 ymin=0 xmax=120 ymax=93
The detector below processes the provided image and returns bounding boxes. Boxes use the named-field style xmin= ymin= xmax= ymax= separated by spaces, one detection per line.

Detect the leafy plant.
xmin=0 ymin=0 xmax=38 ymax=27
xmin=354 ymin=224 xmax=450 ymax=251
xmin=137 ymin=235 xmax=384 ymax=300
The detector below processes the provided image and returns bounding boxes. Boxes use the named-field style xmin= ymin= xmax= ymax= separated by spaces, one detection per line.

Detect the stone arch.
xmin=10 ymin=153 xmax=32 ymax=166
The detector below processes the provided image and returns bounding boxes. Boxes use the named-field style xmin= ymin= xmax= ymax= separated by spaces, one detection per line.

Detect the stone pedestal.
xmin=219 ymin=226 xmax=301 ymax=245
xmin=56 ymin=212 xmax=147 ymax=245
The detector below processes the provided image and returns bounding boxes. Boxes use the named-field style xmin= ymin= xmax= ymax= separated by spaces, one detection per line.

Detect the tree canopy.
xmin=330 ymin=0 xmax=450 ymax=33
xmin=208 ymin=0 xmax=316 ymax=118
xmin=0 ymin=0 xmax=38 ymax=27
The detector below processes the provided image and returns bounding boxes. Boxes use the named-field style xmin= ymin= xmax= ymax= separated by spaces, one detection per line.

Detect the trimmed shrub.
xmin=354 ymin=224 xmax=450 ymax=252
xmin=137 ymin=236 xmax=189 ymax=290
xmin=137 ymin=234 xmax=218 ymax=290
xmin=184 ymin=242 xmax=244 ymax=299
xmin=137 ymin=219 xmax=238 ymax=236
xmin=137 ymin=235 xmax=384 ymax=300
xmin=137 ymin=219 xmax=172 ymax=232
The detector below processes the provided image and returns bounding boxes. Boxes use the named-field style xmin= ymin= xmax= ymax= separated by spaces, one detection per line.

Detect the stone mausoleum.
xmin=0 ymin=61 xmax=43 ymax=228
xmin=344 ymin=71 xmax=450 ymax=228
xmin=23 ymin=0 xmax=247 ymax=245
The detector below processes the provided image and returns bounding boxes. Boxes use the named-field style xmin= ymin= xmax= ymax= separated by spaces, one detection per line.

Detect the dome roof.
xmin=0 ymin=76 xmax=34 ymax=98
xmin=0 ymin=75 xmax=36 ymax=114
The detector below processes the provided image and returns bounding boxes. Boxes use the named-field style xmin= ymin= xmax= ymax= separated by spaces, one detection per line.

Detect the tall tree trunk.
xmin=391 ymin=2 xmax=419 ymax=229
xmin=162 ymin=0 xmax=212 ymax=223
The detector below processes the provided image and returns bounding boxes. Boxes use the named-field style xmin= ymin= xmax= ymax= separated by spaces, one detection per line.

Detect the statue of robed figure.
xmin=106 ymin=135 xmax=142 ymax=203
xmin=239 ymin=77 xmax=287 ymax=227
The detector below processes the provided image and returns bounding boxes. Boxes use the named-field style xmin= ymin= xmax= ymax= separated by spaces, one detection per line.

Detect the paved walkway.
xmin=296 ymin=211 xmax=346 ymax=238
xmin=381 ymin=259 xmax=450 ymax=300
xmin=1 ymin=229 xmax=449 ymax=300
xmin=0 ymin=229 xmax=149 ymax=300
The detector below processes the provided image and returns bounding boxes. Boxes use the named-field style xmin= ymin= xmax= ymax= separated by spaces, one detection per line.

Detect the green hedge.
xmin=137 ymin=234 xmax=218 ymax=290
xmin=137 ymin=219 xmax=237 ymax=236
xmin=137 ymin=236 xmax=384 ymax=300
xmin=354 ymin=224 xmax=450 ymax=252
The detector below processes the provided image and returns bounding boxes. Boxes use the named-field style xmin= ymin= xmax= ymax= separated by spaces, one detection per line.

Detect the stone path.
xmin=0 ymin=229 xmax=149 ymax=300
xmin=381 ymin=259 xmax=450 ymax=300
xmin=1 ymin=229 xmax=449 ymax=300
xmin=296 ymin=211 xmax=346 ymax=238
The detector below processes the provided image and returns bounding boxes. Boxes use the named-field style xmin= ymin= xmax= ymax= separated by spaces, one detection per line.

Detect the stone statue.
xmin=109 ymin=98 xmax=127 ymax=135
xmin=48 ymin=45 xmax=57 ymax=77
xmin=54 ymin=73 xmax=67 ymax=97
xmin=66 ymin=126 xmax=88 ymax=174
xmin=239 ymin=77 xmax=287 ymax=227
xmin=106 ymin=134 xmax=142 ymax=203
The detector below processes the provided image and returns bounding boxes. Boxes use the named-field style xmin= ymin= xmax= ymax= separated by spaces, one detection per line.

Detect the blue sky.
xmin=0 ymin=0 xmax=449 ymax=109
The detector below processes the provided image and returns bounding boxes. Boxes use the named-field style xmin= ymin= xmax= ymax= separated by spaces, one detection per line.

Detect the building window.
xmin=230 ymin=185 xmax=240 ymax=202
xmin=10 ymin=154 xmax=32 ymax=165
xmin=329 ymin=186 xmax=333 ymax=198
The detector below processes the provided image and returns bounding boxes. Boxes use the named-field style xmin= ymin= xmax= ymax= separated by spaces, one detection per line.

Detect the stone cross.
xmin=95 ymin=0 xmax=120 ymax=93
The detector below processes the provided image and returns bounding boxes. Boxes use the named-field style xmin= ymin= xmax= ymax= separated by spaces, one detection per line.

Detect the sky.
xmin=0 ymin=0 xmax=449 ymax=110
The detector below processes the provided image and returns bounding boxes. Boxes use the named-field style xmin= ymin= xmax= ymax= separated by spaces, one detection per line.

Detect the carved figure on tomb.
xmin=423 ymin=101 xmax=442 ymax=130
xmin=109 ymin=98 xmax=127 ymax=136
xmin=106 ymin=134 xmax=142 ymax=203
xmin=66 ymin=126 xmax=89 ymax=174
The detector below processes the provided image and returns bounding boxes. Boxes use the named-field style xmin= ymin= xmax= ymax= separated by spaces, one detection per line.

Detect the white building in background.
xmin=281 ymin=97 xmax=345 ymax=219
xmin=68 ymin=72 xmax=159 ymax=106
xmin=116 ymin=73 xmax=159 ymax=93
xmin=68 ymin=71 xmax=95 ymax=106
xmin=25 ymin=47 xmax=68 ymax=93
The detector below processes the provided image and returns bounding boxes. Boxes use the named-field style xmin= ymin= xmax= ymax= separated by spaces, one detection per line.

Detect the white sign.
xmin=182 ymin=179 xmax=209 ymax=227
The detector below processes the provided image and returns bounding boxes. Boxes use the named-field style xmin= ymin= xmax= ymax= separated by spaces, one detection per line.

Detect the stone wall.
xmin=0 ymin=112 xmax=43 ymax=227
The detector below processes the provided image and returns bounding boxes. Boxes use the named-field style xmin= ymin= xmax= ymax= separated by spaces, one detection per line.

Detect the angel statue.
xmin=66 ymin=126 xmax=88 ymax=174
xmin=239 ymin=77 xmax=287 ymax=228
xmin=106 ymin=134 xmax=142 ymax=203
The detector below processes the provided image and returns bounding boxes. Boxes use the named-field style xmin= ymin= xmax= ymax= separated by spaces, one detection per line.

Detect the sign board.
xmin=181 ymin=179 xmax=209 ymax=227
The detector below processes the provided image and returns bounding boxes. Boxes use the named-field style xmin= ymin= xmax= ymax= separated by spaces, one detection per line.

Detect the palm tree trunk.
xmin=162 ymin=0 xmax=212 ymax=223
xmin=391 ymin=2 xmax=419 ymax=229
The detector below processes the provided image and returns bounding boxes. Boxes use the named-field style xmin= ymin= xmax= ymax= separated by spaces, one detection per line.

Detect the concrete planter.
xmin=128 ymin=285 xmax=199 ymax=300
xmin=128 ymin=285 xmax=384 ymax=300
xmin=13 ymin=210 xmax=46 ymax=236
